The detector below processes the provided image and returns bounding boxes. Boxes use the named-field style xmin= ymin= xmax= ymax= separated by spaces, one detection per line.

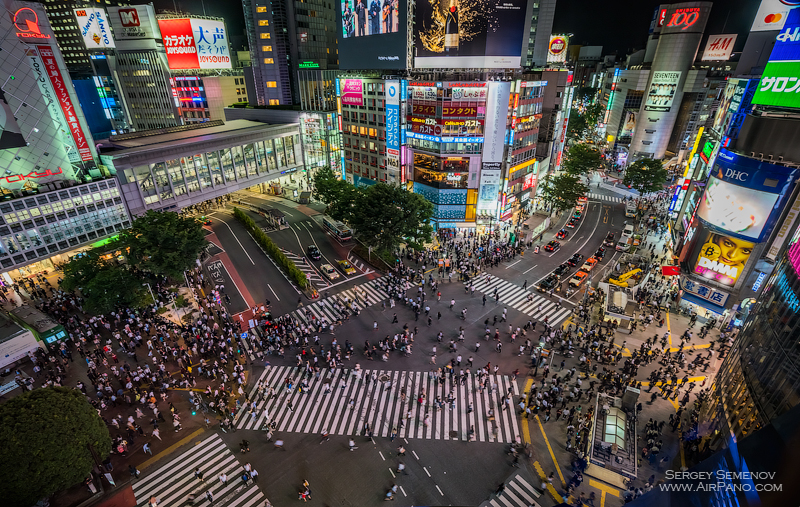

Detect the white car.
xmin=320 ymin=263 xmax=340 ymax=281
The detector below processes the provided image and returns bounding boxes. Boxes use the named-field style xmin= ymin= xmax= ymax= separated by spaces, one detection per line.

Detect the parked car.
xmin=538 ymin=274 xmax=560 ymax=292
xmin=556 ymin=229 xmax=569 ymax=240
xmin=338 ymin=259 xmax=356 ymax=275
xmin=569 ymin=271 xmax=589 ymax=287
xmin=567 ymin=253 xmax=584 ymax=266
xmin=544 ymin=240 xmax=561 ymax=252
xmin=307 ymin=245 xmax=321 ymax=260
xmin=320 ymin=263 xmax=340 ymax=280
xmin=566 ymin=218 xmax=578 ymax=229
xmin=604 ymin=232 xmax=616 ymax=246
xmin=553 ymin=263 xmax=571 ymax=280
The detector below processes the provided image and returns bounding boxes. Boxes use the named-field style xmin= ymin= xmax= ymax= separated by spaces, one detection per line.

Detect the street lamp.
xmin=143 ymin=283 xmax=156 ymax=305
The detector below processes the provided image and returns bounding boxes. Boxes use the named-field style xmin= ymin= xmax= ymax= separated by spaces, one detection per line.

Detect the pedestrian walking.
xmin=195 ymin=467 xmax=204 ymax=481
xmin=219 ymin=473 xmax=228 ymax=486
xmin=349 ymin=438 xmax=358 ymax=451
xmin=143 ymin=442 xmax=152 ymax=455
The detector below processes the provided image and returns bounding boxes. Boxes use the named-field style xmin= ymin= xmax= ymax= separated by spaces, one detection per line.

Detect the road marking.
xmin=412 ymin=450 xmax=420 ymax=460
xmin=522 ymin=264 xmax=538 ymax=274
xmin=667 ymin=309 xmax=672 ymax=348
xmin=589 ymin=479 xmax=619 ymax=507
xmin=506 ymin=259 xmax=522 ymax=269
xmin=379 ymin=451 xmax=386 ymax=461
xmin=267 ymin=284 xmax=280 ymax=301
xmin=400 ymin=486 xmax=407 ymax=497
xmin=424 ymin=466 xmax=431 ymax=477
xmin=521 ymin=379 xmax=533 ymax=444
xmin=211 ymin=213 xmax=254 ymax=264
xmin=436 ymin=485 xmax=444 ymax=496
xmin=535 ymin=414 xmax=565 ymax=486
xmin=389 ymin=468 xmax=396 ymax=478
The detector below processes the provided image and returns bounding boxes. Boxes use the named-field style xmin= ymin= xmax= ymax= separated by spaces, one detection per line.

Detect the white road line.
xmin=211 ymin=213 xmax=254 ymax=264
xmin=522 ymin=264 xmax=538 ymax=274
xmin=505 ymin=259 xmax=522 ymax=269
xmin=379 ymin=451 xmax=386 ymax=461
xmin=399 ymin=486 xmax=407 ymax=497
xmin=267 ymin=284 xmax=280 ymax=301
xmin=424 ymin=466 xmax=431 ymax=477
xmin=436 ymin=485 xmax=445 ymax=496
xmin=412 ymin=450 xmax=420 ymax=460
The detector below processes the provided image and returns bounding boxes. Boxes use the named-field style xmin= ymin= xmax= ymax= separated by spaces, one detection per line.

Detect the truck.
xmin=625 ymin=200 xmax=637 ymax=218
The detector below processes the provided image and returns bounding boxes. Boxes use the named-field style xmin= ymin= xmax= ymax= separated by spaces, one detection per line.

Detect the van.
xmin=621 ymin=224 xmax=635 ymax=239
xmin=616 ymin=238 xmax=632 ymax=252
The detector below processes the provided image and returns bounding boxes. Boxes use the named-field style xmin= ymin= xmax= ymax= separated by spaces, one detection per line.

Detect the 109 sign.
xmin=666 ymin=8 xmax=700 ymax=30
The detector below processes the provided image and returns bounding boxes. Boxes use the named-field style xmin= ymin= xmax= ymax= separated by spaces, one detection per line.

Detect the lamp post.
xmin=143 ymin=283 xmax=156 ymax=305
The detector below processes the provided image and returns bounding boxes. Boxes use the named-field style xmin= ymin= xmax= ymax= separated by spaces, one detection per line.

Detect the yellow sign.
xmin=684 ymin=126 xmax=704 ymax=177
xmin=693 ymin=230 xmax=754 ymax=286
xmin=510 ymin=158 xmax=537 ymax=172
xmin=607 ymin=135 xmax=615 ymax=143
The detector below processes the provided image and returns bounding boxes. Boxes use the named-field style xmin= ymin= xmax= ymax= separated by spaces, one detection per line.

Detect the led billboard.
xmin=644 ymin=71 xmax=681 ymax=112
xmin=701 ymin=34 xmax=736 ymax=61
xmin=547 ymin=35 xmax=568 ymax=63
xmin=753 ymin=9 xmax=800 ymax=108
xmin=338 ymin=0 xmax=406 ymax=69
xmin=414 ymin=0 xmax=530 ymax=68
xmin=107 ymin=5 xmax=160 ymax=40
xmin=696 ymin=175 xmax=779 ymax=241
xmin=157 ymin=18 xmax=232 ymax=70
xmin=693 ymin=230 xmax=755 ymax=286
xmin=74 ymin=8 xmax=115 ymax=49
xmin=751 ymin=0 xmax=799 ymax=31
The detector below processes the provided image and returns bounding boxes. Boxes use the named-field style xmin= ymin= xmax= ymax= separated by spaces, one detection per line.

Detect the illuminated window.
xmin=263 ymin=58 xmax=274 ymax=64
xmin=259 ymin=20 xmax=269 ymax=26
xmin=267 ymin=81 xmax=277 ymax=88
xmin=269 ymin=99 xmax=280 ymax=105
xmin=256 ymin=6 xmax=267 ymax=12
xmin=260 ymin=33 xmax=271 ymax=39
xmin=262 ymin=45 xmax=272 ymax=52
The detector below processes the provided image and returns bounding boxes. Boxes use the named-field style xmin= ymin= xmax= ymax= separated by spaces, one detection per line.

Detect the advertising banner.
xmin=36 ymin=46 xmax=93 ymax=162
xmin=696 ymin=175 xmax=779 ymax=241
xmin=0 ymin=90 xmax=27 ymax=150
xmin=385 ymin=80 xmax=400 ymax=170
xmin=681 ymin=276 xmax=730 ymax=306
xmin=750 ymin=0 xmax=799 ymax=31
xmin=74 ymin=8 xmax=115 ymax=49
xmin=338 ymin=0 xmax=406 ymax=68
xmin=753 ymin=9 xmax=800 ymax=108
xmin=644 ymin=71 xmax=681 ymax=112
xmin=712 ymin=78 xmax=745 ymax=132
xmin=482 ymin=81 xmax=511 ymax=163
xmin=451 ymin=86 xmax=487 ymax=99
xmin=546 ymin=35 xmax=568 ymax=63
xmin=414 ymin=0 xmax=529 ymax=68
xmin=693 ymin=230 xmax=754 ymax=287
xmin=442 ymin=105 xmax=478 ymax=117
xmin=766 ymin=191 xmax=800 ymax=261
xmin=410 ymin=86 xmax=438 ymax=100
xmin=478 ymin=166 xmax=501 ymax=207
xmin=341 ymin=79 xmax=364 ymax=106
xmin=108 ymin=5 xmax=160 ymax=40
xmin=620 ymin=111 xmax=636 ymax=137
xmin=158 ymin=18 xmax=232 ymax=69
xmin=407 ymin=117 xmax=483 ymax=135
xmin=701 ymin=34 xmax=736 ymax=61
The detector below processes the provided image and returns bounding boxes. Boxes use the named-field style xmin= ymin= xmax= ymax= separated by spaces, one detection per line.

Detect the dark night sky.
xmin=552 ymin=0 xmax=762 ymax=56
xmin=140 ymin=0 xmax=764 ymax=57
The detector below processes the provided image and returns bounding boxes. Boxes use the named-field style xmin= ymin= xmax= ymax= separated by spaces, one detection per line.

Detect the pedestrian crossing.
xmin=469 ymin=276 xmax=572 ymax=327
xmin=132 ymin=434 xmax=267 ymax=507
xmin=587 ymin=192 xmax=623 ymax=203
xmin=287 ymin=278 xmax=396 ymax=325
xmin=234 ymin=365 xmax=523 ymax=443
xmin=282 ymin=249 xmax=327 ymax=286
xmin=480 ymin=471 xmax=543 ymax=507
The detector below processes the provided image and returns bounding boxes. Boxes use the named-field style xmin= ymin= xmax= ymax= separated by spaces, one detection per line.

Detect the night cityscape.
xmin=0 ymin=0 xmax=798 ymax=506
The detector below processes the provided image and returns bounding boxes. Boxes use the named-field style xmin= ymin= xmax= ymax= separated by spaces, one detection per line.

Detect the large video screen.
xmin=696 ymin=175 xmax=779 ymax=241
xmin=414 ymin=0 xmax=529 ymax=68
xmin=338 ymin=0 xmax=406 ymax=69
xmin=693 ymin=229 xmax=754 ymax=287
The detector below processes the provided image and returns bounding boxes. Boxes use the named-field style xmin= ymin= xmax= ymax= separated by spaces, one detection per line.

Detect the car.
xmin=576 ymin=196 xmax=588 ymax=206
xmin=552 ymin=263 xmax=571 ymax=280
xmin=567 ymin=253 xmax=584 ymax=267
xmin=621 ymin=224 xmax=635 ymax=239
xmin=197 ymin=216 xmax=212 ymax=225
xmin=338 ymin=259 xmax=356 ymax=275
xmin=320 ymin=263 xmax=340 ymax=280
xmin=537 ymin=274 xmax=560 ymax=292
xmin=544 ymin=240 xmax=561 ymax=252
xmin=307 ymin=245 xmax=321 ymax=260
xmin=569 ymin=271 xmax=589 ymax=287
xmin=566 ymin=218 xmax=578 ymax=229
xmin=604 ymin=232 xmax=616 ymax=246
xmin=556 ymin=229 xmax=569 ymax=240
xmin=572 ymin=211 xmax=583 ymax=220
xmin=594 ymin=246 xmax=606 ymax=260
xmin=580 ymin=257 xmax=598 ymax=273
xmin=574 ymin=204 xmax=585 ymax=213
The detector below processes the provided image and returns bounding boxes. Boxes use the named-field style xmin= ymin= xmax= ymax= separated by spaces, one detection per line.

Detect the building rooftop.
xmin=0 ymin=311 xmax=34 ymax=344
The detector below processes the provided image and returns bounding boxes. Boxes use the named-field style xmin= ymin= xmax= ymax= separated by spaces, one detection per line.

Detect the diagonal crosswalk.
xmin=480 ymin=471 xmax=543 ymax=507
xmin=234 ymin=366 xmax=522 ymax=443
xmin=287 ymin=278 xmax=397 ymax=325
xmin=587 ymin=192 xmax=623 ymax=203
xmin=282 ymin=249 xmax=327 ymax=286
xmin=469 ymin=276 xmax=572 ymax=327
xmin=132 ymin=434 xmax=267 ymax=507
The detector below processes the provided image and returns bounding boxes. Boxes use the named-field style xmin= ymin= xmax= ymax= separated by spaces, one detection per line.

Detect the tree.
xmin=623 ymin=158 xmax=669 ymax=195
xmin=562 ymin=143 xmax=603 ymax=176
xmin=312 ymin=166 xmax=359 ymax=223
xmin=60 ymin=253 xmax=150 ymax=314
xmin=584 ymin=102 xmax=605 ymax=128
xmin=0 ymin=387 xmax=111 ymax=507
xmin=350 ymin=183 xmax=434 ymax=252
xmin=539 ymin=173 xmax=589 ymax=213
xmin=566 ymin=109 xmax=588 ymax=142
xmin=575 ymin=86 xmax=599 ymax=102
xmin=122 ymin=210 xmax=206 ymax=280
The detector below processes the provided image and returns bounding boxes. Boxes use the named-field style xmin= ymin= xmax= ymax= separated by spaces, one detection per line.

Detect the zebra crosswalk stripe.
xmin=235 ymin=366 xmax=522 ymax=443
xmin=132 ymin=434 xmax=266 ymax=507
xmin=470 ymin=277 xmax=573 ymax=327
xmin=587 ymin=192 xmax=623 ymax=203
xmin=480 ymin=472 xmax=542 ymax=507
xmin=288 ymin=279 xmax=393 ymax=326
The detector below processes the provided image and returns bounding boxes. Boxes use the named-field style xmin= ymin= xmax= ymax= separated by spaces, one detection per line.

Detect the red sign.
xmin=117 ymin=8 xmax=141 ymax=26
xmin=158 ymin=18 xmax=200 ymax=69
xmin=412 ymin=104 xmax=436 ymax=116
xmin=661 ymin=265 xmax=681 ymax=276
xmin=442 ymin=106 xmax=477 ymax=117
xmin=14 ymin=8 xmax=51 ymax=39
xmin=657 ymin=8 xmax=667 ymax=27
xmin=410 ymin=82 xmax=436 ymax=87
xmin=549 ymin=37 xmax=567 ymax=55
xmin=522 ymin=173 xmax=537 ymax=191
xmin=36 ymin=46 xmax=93 ymax=162
xmin=666 ymin=8 xmax=700 ymax=31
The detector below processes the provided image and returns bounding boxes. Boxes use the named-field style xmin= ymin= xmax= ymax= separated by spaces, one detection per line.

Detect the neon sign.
xmin=666 ymin=8 xmax=700 ymax=31
xmin=0 ymin=167 xmax=63 ymax=184
xmin=14 ymin=8 xmax=51 ymax=39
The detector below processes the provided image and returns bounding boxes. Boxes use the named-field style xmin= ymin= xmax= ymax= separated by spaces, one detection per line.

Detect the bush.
xmin=232 ymin=208 xmax=309 ymax=288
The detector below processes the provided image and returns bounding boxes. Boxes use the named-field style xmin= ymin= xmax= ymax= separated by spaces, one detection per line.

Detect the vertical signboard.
xmin=36 ymin=46 xmax=93 ymax=162
xmin=751 ymin=0 xmax=799 ymax=32
xmin=644 ymin=71 xmax=682 ymax=112
xmin=752 ymin=8 xmax=800 ymax=108
xmin=547 ymin=35 xmax=568 ymax=63
xmin=478 ymin=164 xmax=502 ymax=209
xmin=385 ymin=80 xmax=400 ymax=171
xmin=74 ymin=8 xmax=115 ymax=49
xmin=482 ymin=81 xmax=511 ymax=163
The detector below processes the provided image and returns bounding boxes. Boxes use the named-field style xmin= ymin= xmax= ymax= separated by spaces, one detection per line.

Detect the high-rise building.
xmin=525 ymin=0 xmax=557 ymax=68
xmin=243 ymin=0 xmax=338 ymax=106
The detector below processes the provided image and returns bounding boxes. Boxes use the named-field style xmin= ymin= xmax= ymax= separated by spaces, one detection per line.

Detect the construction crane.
xmin=609 ymin=268 xmax=642 ymax=287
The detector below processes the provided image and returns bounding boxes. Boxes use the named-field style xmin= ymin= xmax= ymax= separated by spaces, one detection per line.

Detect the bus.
xmin=10 ymin=305 xmax=68 ymax=346
xmin=625 ymin=200 xmax=637 ymax=218
xmin=321 ymin=215 xmax=353 ymax=242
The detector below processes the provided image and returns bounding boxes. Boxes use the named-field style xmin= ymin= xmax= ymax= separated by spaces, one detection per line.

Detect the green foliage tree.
xmin=0 ymin=387 xmax=111 ymax=507
xmin=312 ymin=166 xmax=359 ymax=223
xmin=539 ymin=173 xmax=589 ymax=213
xmin=60 ymin=253 xmax=150 ymax=315
xmin=575 ymin=86 xmax=599 ymax=102
xmin=311 ymin=166 xmax=343 ymax=205
xmin=584 ymin=102 xmax=605 ymax=127
xmin=623 ymin=158 xmax=669 ymax=195
xmin=122 ymin=210 xmax=206 ymax=280
xmin=562 ymin=143 xmax=603 ymax=176
xmin=566 ymin=109 xmax=588 ymax=142
xmin=350 ymin=183 xmax=434 ymax=252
